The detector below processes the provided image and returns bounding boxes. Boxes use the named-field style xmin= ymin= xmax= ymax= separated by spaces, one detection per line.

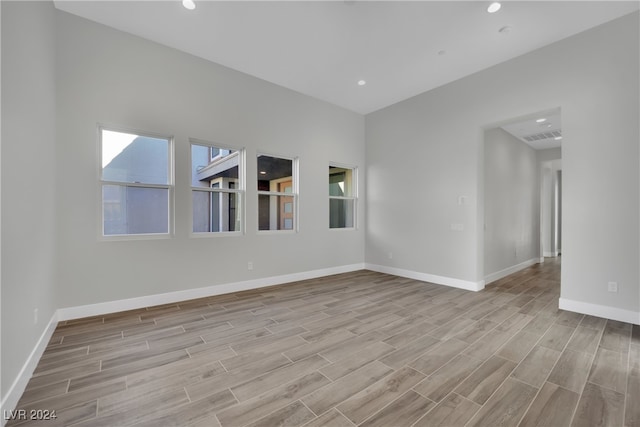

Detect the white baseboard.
xmin=364 ymin=263 xmax=484 ymax=292
xmin=484 ymin=258 xmax=540 ymax=285
xmin=57 ymin=263 xmax=366 ymax=321
xmin=559 ymin=298 xmax=640 ymax=325
xmin=1 ymin=312 xmax=59 ymax=425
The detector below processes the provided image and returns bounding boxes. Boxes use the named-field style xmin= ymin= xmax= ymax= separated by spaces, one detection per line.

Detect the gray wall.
xmin=537 ymin=147 xmax=562 ymax=164
xmin=366 ymin=12 xmax=639 ymax=314
xmin=484 ymin=128 xmax=539 ymax=278
xmin=1 ymin=1 xmax=58 ymax=401
xmin=54 ymin=10 xmax=365 ymax=309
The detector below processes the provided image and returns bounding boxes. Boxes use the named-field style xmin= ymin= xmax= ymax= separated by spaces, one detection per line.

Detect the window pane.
xmin=191 ymin=143 xmax=238 ymax=188
xmin=257 ymin=155 xmax=293 ymax=189
xmin=103 ymin=185 xmax=168 ymax=235
xmin=102 ymin=130 xmax=169 ymax=185
xmin=330 ymin=198 xmax=355 ymax=229
xmin=258 ymin=194 xmax=295 ymax=230
xmin=329 ymin=167 xmax=353 ymax=197
xmin=193 ymin=190 xmax=241 ymax=233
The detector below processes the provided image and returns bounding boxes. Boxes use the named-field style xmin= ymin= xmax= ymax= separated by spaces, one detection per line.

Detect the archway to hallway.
xmin=481 ymin=108 xmax=562 ymax=290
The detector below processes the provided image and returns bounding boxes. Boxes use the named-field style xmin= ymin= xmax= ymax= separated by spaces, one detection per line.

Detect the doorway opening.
xmin=482 ymin=107 xmax=562 ymax=285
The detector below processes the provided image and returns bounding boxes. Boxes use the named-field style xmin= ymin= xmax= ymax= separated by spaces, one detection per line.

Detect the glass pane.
xmin=257 ymin=155 xmax=293 ymax=189
xmin=103 ymin=185 xmax=168 ymax=235
xmin=193 ymin=190 xmax=240 ymax=233
xmin=329 ymin=167 xmax=353 ymax=197
xmin=102 ymin=130 xmax=169 ymax=185
xmin=191 ymin=143 xmax=238 ymax=188
xmin=284 ymin=202 xmax=293 ymax=213
xmin=330 ymin=198 xmax=355 ymax=228
xmin=258 ymin=194 xmax=295 ymax=231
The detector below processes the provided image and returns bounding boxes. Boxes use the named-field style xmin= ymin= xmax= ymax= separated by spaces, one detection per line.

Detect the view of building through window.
xmin=257 ymin=155 xmax=296 ymax=231
xmin=101 ymin=129 xmax=355 ymax=236
xmin=329 ymin=166 xmax=356 ymax=228
xmin=191 ymin=142 xmax=242 ymax=233
xmin=101 ymin=128 xmax=171 ymax=236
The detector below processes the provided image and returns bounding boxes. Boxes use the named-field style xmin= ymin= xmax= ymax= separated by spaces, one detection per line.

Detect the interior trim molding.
xmin=1 ymin=312 xmax=59 ymax=425
xmin=57 ymin=263 xmax=366 ymax=321
xmin=364 ymin=263 xmax=484 ymax=292
xmin=484 ymin=257 xmax=541 ymax=284
xmin=559 ymin=298 xmax=640 ymax=325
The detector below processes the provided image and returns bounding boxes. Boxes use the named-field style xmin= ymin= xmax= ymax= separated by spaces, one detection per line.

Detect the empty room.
xmin=1 ymin=1 xmax=639 ymax=426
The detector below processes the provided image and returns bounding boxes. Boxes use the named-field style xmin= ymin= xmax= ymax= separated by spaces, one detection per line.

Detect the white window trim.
xmin=97 ymin=125 xmax=174 ymax=241
xmin=329 ymin=163 xmax=358 ymax=230
xmin=257 ymin=153 xmax=299 ymax=234
xmin=190 ymin=139 xmax=245 ymax=237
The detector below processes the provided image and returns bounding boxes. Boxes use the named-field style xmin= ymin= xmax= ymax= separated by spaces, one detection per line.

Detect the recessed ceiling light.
xmin=536 ymin=118 xmax=547 ymax=123
xmin=547 ymin=124 xmax=552 ymax=128
xmin=498 ymin=25 xmax=513 ymax=34
xmin=182 ymin=0 xmax=196 ymax=10
xmin=260 ymin=171 xmax=267 ymax=175
xmin=487 ymin=2 xmax=501 ymax=13
xmin=357 ymin=80 xmax=366 ymax=86
xmin=555 ymin=136 xmax=563 ymax=140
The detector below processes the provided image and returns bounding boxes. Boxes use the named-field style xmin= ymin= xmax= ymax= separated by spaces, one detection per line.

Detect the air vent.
xmin=523 ymin=130 xmax=562 ymax=142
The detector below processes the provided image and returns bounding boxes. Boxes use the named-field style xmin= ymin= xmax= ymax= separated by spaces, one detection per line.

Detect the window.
xmin=211 ymin=146 xmax=231 ymax=162
xmin=257 ymin=154 xmax=297 ymax=231
xmin=100 ymin=127 xmax=173 ymax=236
xmin=191 ymin=141 xmax=243 ymax=234
xmin=329 ymin=165 xmax=356 ymax=229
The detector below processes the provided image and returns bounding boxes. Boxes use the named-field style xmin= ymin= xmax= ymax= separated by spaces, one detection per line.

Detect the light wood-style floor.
xmin=8 ymin=258 xmax=640 ymax=427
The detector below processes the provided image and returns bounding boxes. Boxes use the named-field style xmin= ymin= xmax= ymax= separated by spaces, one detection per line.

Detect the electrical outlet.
xmin=248 ymin=261 xmax=254 ymax=271
xmin=607 ymin=281 xmax=618 ymax=293
xmin=34 ymin=308 xmax=38 ymax=325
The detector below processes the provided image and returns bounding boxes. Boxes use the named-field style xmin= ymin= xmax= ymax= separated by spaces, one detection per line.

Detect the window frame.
xmin=97 ymin=125 xmax=174 ymax=240
xmin=256 ymin=152 xmax=299 ymax=234
xmin=329 ymin=163 xmax=358 ymax=230
xmin=190 ymin=138 xmax=245 ymax=237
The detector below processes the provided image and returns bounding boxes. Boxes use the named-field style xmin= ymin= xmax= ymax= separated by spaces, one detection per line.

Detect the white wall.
xmin=54 ymin=10 xmax=365 ymax=309
xmin=1 ymin=0 xmax=58 ymax=405
xmin=537 ymin=148 xmax=562 ymax=165
xmin=366 ymin=12 xmax=639 ymax=321
xmin=484 ymin=128 xmax=539 ymax=280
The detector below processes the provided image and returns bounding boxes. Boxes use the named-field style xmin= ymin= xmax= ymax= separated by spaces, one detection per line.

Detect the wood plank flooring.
xmin=7 ymin=258 xmax=640 ymax=427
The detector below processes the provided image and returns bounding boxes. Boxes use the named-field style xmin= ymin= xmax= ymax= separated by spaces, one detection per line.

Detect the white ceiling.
xmin=53 ymin=1 xmax=639 ymax=115
xmin=501 ymin=110 xmax=562 ymax=150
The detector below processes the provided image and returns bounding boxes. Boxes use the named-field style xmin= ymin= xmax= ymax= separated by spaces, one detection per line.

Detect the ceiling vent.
xmin=523 ymin=130 xmax=562 ymax=142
